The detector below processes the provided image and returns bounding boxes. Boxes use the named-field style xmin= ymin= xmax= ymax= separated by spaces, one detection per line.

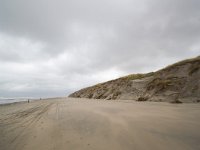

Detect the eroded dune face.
xmin=69 ymin=56 xmax=200 ymax=103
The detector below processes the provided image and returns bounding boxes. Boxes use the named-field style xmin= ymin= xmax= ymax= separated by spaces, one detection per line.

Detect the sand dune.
xmin=0 ymin=98 xmax=200 ymax=150
xmin=69 ymin=56 xmax=200 ymax=102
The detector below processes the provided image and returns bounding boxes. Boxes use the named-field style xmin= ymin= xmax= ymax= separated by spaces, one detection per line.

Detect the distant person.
xmin=28 ymin=99 xmax=29 ymax=103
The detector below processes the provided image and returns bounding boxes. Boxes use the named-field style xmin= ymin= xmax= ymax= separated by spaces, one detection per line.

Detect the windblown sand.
xmin=0 ymin=98 xmax=200 ymax=150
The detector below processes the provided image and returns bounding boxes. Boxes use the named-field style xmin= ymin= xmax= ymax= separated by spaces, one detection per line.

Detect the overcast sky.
xmin=0 ymin=0 xmax=200 ymax=98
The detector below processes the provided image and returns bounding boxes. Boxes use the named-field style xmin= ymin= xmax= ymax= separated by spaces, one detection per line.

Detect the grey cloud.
xmin=0 ymin=0 xmax=200 ymax=97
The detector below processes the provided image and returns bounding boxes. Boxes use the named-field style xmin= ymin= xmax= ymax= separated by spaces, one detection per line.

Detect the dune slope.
xmin=69 ymin=56 xmax=200 ymax=103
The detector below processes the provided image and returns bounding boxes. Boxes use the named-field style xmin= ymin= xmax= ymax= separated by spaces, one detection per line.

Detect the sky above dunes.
xmin=0 ymin=0 xmax=200 ymax=98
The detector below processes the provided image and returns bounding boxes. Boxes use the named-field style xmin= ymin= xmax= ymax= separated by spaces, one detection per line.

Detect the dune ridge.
xmin=69 ymin=56 xmax=200 ymax=103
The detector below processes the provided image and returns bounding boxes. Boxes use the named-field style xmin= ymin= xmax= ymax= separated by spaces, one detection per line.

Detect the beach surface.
xmin=0 ymin=98 xmax=200 ymax=150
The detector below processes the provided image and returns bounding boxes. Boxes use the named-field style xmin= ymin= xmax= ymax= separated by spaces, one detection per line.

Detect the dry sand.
xmin=0 ymin=98 xmax=200 ymax=150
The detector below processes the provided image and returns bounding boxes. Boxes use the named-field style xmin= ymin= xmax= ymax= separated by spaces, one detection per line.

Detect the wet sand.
xmin=0 ymin=98 xmax=200 ymax=150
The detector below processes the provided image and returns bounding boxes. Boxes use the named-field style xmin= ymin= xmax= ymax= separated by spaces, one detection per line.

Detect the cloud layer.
xmin=0 ymin=0 xmax=200 ymax=97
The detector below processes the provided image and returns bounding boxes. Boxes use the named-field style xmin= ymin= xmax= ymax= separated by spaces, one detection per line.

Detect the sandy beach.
xmin=0 ymin=98 xmax=200 ymax=150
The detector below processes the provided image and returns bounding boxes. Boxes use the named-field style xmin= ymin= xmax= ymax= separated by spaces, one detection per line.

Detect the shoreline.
xmin=1 ymin=97 xmax=199 ymax=107
xmin=0 ymin=97 xmax=67 ymax=106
